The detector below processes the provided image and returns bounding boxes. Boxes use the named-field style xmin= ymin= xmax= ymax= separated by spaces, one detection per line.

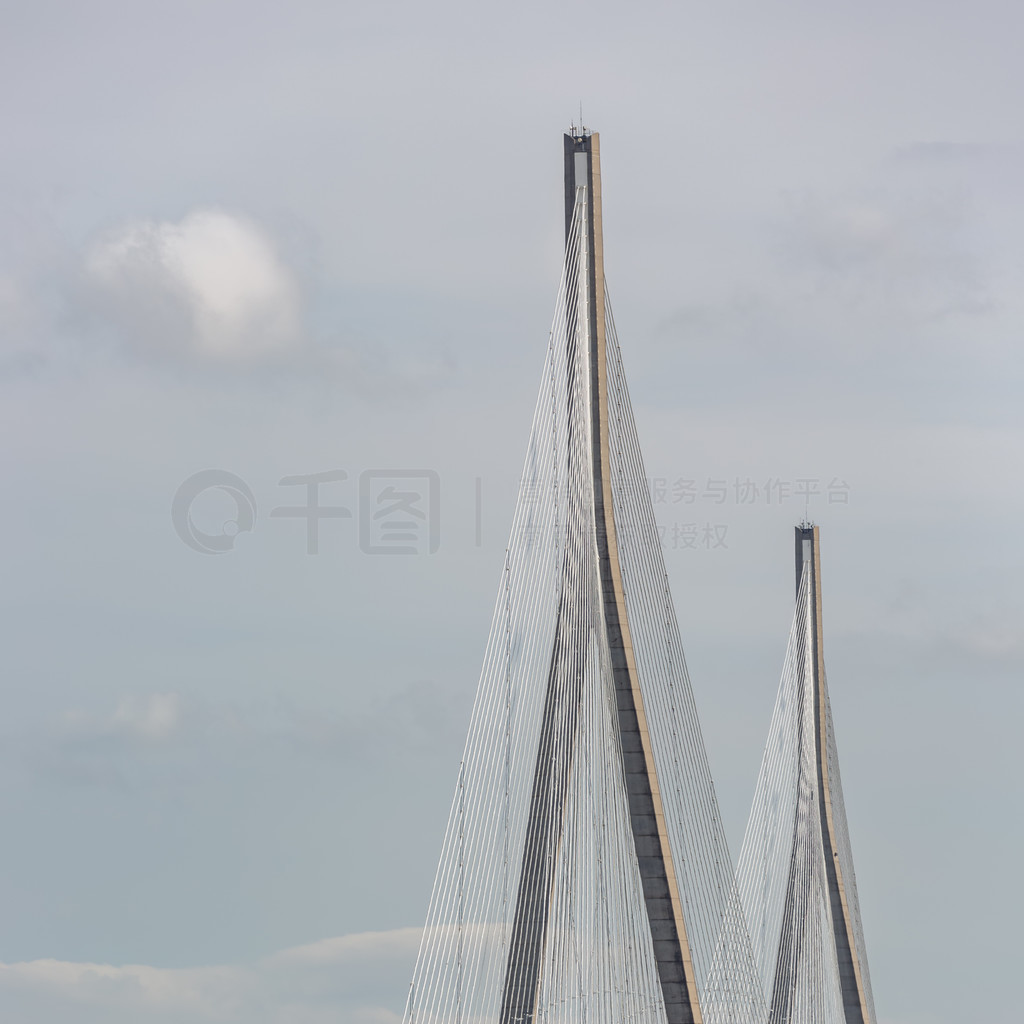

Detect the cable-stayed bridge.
xmin=404 ymin=130 xmax=875 ymax=1024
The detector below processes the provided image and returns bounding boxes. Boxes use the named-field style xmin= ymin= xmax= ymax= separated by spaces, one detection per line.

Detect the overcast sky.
xmin=2 ymin=2 xmax=1021 ymax=1022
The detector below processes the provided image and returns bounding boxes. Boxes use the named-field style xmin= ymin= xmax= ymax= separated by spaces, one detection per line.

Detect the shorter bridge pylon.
xmin=737 ymin=525 xmax=876 ymax=1024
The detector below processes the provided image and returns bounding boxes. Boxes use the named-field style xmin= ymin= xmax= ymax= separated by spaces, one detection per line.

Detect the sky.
xmin=1 ymin=1 xmax=1022 ymax=1021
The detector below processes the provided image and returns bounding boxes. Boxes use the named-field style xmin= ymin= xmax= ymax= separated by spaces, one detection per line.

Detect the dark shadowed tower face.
xmin=403 ymin=131 xmax=765 ymax=1024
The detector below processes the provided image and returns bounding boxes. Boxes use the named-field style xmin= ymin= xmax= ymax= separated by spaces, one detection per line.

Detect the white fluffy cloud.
xmin=0 ymin=928 xmax=419 ymax=1023
xmin=85 ymin=209 xmax=303 ymax=363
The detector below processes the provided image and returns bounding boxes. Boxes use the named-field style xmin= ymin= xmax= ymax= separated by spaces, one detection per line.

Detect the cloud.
xmin=0 ymin=274 xmax=49 ymax=377
xmin=73 ymin=207 xmax=455 ymax=393
xmin=84 ymin=209 xmax=303 ymax=363
xmin=775 ymin=187 xmax=988 ymax=325
xmin=64 ymin=693 xmax=182 ymax=742
xmin=642 ymin=159 xmax=1001 ymax=422
xmin=110 ymin=692 xmax=182 ymax=740
xmin=0 ymin=927 xmax=418 ymax=1023
xmin=890 ymin=141 xmax=1013 ymax=166
xmin=267 ymin=928 xmax=422 ymax=969
xmin=0 ymin=959 xmax=246 ymax=1017
xmin=0 ymin=276 xmax=27 ymax=339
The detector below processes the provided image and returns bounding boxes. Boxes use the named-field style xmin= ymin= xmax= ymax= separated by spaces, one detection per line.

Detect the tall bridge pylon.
xmin=736 ymin=526 xmax=876 ymax=1024
xmin=403 ymin=131 xmax=766 ymax=1024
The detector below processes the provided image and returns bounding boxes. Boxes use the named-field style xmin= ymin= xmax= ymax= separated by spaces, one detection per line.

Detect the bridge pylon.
xmin=736 ymin=526 xmax=876 ymax=1024
xmin=404 ymin=130 xmax=765 ymax=1024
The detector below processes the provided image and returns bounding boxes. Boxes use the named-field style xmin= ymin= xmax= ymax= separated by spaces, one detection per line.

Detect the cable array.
xmin=404 ymin=185 xmax=767 ymax=1024
xmin=603 ymin=298 xmax=766 ymax=1024
xmin=820 ymin=671 xmax=875 ymax=1024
